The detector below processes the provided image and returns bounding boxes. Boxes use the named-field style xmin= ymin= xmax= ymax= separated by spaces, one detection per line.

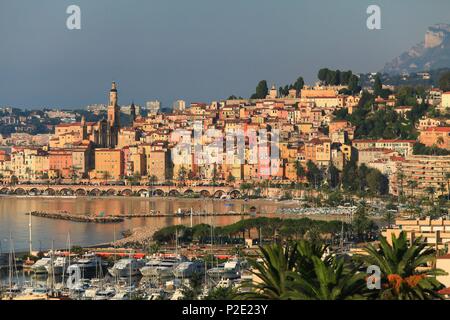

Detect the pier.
xmin=27 ymin=211 xmax=125 ymax=223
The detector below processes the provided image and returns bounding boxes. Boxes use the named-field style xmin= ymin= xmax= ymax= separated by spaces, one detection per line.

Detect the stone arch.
xmin=229 ymin=190 xmax=241 ymax=199
xmin=153 ymin=189 xmax=164 ymax=197
xmin=44 ymin=188 xmax=56 ymax=196
xmin=184 ymin=189 xmax=194 ymax=195
xmin=168 ymin=189 xmax=180 ymax=197
xmin=200 ymin=190 xmax=211 ymax=198
xmin=120 ymin=189 xmax=133 ymax=197
xmin=75 ymin=189 xmax=87 ymax=196
xmin=0 ymin=187 xmax=9 ymax=194
xmin=59 ymin=188 xmax=73 ymax=196
xmin=88 ymin=188 xmax=101 ymax=197
xmin=137 ymin=189 xmax=148 ymax=196
xmin=213 ymin=190 xmax=225 ymax=198
xmin=28 ymin=188 xmax=40 ymax=196
xmin=14 ymin=188 xmax=26 ymax=195
xmin=106 ymin=189 xmax=117 ymax=196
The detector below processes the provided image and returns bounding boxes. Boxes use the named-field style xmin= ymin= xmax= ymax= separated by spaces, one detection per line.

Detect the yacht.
xmin=172 ymin=260 xmax=205 ymax=278
xmin=46 ymin=256 xmax=70 ymax=275
xmin=140 ymin=256 xmax=188 ymax=278
xmin=108 ymin=258 xmax=145 ymax=278
xmin=71 ymin=253 xmax=106 ymax=276
xmin=92 ymin=287 xmax=116 ymax=300
xmin=207 ymin=258 xmax=244 ymax=279
xmin=31 ymin=257 xmax=52 ymax=274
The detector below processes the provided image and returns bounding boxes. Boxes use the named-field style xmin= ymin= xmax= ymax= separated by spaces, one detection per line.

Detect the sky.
xmin=1 ymin=0 xmax=450 ymax=109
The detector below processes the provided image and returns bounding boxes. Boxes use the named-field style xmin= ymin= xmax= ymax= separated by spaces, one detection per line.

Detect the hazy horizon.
xmin=1 ymin=0 xmax=450 ymax=109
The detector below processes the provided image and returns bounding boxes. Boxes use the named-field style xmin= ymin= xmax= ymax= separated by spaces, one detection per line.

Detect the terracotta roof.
xmin=425 ymin=127 xmax=450 ymax=132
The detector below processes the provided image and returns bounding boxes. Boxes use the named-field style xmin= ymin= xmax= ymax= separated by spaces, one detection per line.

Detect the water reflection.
xmin=0 ymin=197 xmax=284 ymax=252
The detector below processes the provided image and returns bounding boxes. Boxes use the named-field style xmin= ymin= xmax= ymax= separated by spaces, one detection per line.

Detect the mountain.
xmin=382 ymin=24 xmax=450 ymax=75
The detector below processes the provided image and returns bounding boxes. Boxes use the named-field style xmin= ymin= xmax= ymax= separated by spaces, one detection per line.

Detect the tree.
xmin=425 ymin=186 xmax=436 ymax=202
xmin=211 ymin=165 xmax=220 ymax=186
xmin=205 ymin=286 xmax=237 ymax=300
xmin=438 ymin=71 xmax=450 ymax=92
xmin=102 ymin=171 xmax=111 ymax=184
xmin=288 ymin=256 xmax=368 ymax=300
xmin=226 ymin=173 xmax=236 ymax=185
xmin=446 ymin=173 xmax=450 ymax=200
xmin=361 ymin=232 xmax=445 ymax=300
xmin=373 ymin=74 xmax=383 ymax=97
xmin=242 ymin=240 xmax=369 ymax=300
xmin=240 ymin=241 xmax=305 ymax=299
xmin=407 ymin=180 xmax=418 ymax=198
xmin=295 ymin=160 xmax=306 ymax=184
xmin=318 ymin=68 xmax=330 ymax=83
xmin=293 ymin=76 xmax=305 ymax=93
xmin=306 ymin=161 xmax=322 ymax=188
xmin=180 ymin=272 xmax=204 ymax=300
xmin=348 ymin=75 xmax=361 ymax=94
xmin=251 ymin=80 xmax=269 ymax=99
xmin=327 ymin=163 xmax=340 ymax=189
xmin=177 ymin=166 xmax=188 ymax=187
xmin=383 ymin=209 xmax=396 ymax=229
xmin=352 ymin=202 xmax=377 ymax=241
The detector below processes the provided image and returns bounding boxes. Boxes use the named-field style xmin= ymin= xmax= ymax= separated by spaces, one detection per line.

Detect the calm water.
xmin=0 ymin=196 xmax=288 ymax=252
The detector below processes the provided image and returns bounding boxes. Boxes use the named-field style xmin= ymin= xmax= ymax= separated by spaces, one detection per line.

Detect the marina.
xmin=0 ymin=249 xmax=252 ymax=300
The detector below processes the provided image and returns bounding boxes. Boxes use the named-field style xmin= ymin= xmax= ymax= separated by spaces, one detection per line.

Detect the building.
xmin=393 ymin=155 xmax=450 ymax=197
xmin=441 ymin=92 xmax=450 ymax=112
xmin=147 ymin=150 xmax=172 ymax=183
xmin=106 ymin=82 xmax=121 ymax=148
xmin=146 ymin=100 xmax=161 ymax=115
xmin=384 ymin=217 xmax=450 ymax=250
xmin=172 ymin=100 xmax=186 ymax=112
xmin=48 ymin=149 xmax=73 ymax=179
xmin=94 ymin=149 xmax=124 ymax=181
xmin=11 ymin=147 xmax=49 ymax=180
xmin=419 ymin=127 xmax=450 ymax=149
xmin=352 ymin=139 xmax=416 ymax=157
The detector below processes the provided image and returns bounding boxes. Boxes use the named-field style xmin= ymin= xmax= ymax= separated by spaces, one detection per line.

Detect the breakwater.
xmin=27 ymin=211 xmax=125 ymax=223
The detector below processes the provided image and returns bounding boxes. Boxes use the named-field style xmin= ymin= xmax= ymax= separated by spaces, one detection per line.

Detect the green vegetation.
xmin=438 ymin=71 xmax=450 ymax=92
xmin=334 ymin=88 xmax=428 ymax=140
xmin=152 ymin=217 xmax=352 ymax=244
xmin=250 ymin=80 xmax=269 ymax=99
xmin=317 ymin=68 xmax=359 ymax=90
xmin=413 ymin=142 xmax=450 ymax=156
xmin=278 ymin=76 xmax=305 ymax=97
xmin=360 ymin=232 xmax=445 ymax=300
xmin=341 ymin=162 xmax=389 ymax=196
xmin=240 ymin=232 xmax=445 ymax=300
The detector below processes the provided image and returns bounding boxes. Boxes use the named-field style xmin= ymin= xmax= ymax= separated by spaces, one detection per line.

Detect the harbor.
xmin=0 ymin=246 xmax=254 ymax=300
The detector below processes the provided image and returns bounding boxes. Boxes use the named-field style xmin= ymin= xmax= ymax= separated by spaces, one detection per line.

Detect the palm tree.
xmin=397 ymin=171 xmax=406 ymax=198
xmin=102 ymin=171 xmax=111 ymax=185
xmin=226 ymin=173 xmax=236 ymax=185
xmin=177 ymin=166 xmax=187 ymax=187
xmin=407 ymin=180 xmax=418 ymax=198
xmin=288 ymin=256 xmax=368 ymax=300
xmin=241 ymin=240 xmax=368 ymax=300
xmin=446 ymin=172 xmax=450 ymax=200
xmin=360 ymin=232 xmax=445 ymax=300
xmin=148 ymin=175 xmax=158 ymax=196
xmin=241 ymin=242 xmax=298 ymax=299
xmin=438 ymin=183 xmax=446 ymax=199
xmin=425 ymin=186 xmax=436 ymax=203
xmin=295 ymin=160 xmax=306 ymax=188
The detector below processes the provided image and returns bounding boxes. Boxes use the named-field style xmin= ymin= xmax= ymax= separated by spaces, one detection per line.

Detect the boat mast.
xmin=175 ymin=228 xmax=178 ymax=257
xmin=51 ymin=240 xmax=55 ymax=295
xmin=190 ymin=208 xmax=193 ymax=229
xmin=28 ymin=212 xmax=32 ymax=255
xmin=8 ymin=233 xmax=12 ymax=298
